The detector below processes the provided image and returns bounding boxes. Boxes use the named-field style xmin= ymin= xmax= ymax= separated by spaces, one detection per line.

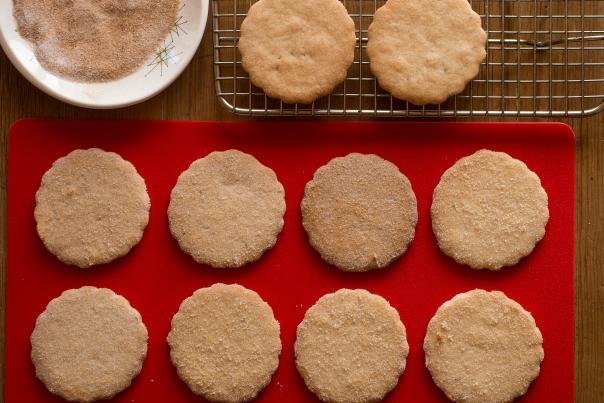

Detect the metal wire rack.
xmin=213 ymin=0 xmax=604 ymax=117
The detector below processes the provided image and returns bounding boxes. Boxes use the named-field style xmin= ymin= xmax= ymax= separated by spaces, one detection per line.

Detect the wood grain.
xmin=0 ymin=12 xmax=602 ymax=403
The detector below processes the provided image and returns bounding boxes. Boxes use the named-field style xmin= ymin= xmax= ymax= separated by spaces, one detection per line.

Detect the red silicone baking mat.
xmin=6 ymin=121 xmax=574 ymax=403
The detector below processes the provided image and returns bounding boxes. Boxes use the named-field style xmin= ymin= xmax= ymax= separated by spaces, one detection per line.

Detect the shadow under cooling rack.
xmin=213 ymin=0 xmax=604 ymax=117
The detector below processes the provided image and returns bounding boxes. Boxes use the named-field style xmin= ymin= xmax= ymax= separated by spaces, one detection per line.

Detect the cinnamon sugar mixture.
xmin=13 ymin=0 xmax=179 ymax=82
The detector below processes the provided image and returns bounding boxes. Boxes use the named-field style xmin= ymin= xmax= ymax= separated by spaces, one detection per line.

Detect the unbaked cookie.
xmin=295 ymin=289 xmax=408 ymax=403
xmin=168 ymin=150 xmax=285 ymax=268
xmin=35 ymin=148 xmax=150 ymax=268
xmin=424 ymin=289 xmax=544 ymax=403
xmin=431 ymin=149 xmax=549 ymax=270
xmin=239 ymin=0 xmax=356 ymax=104
xmin=367 ymin=0 xmax=487 ymax=105
xmin=168 ymin=283 xmax=281 ymax=402
xmin=31 ymin=286 xmax=148 ymax=402
xmin=301 ymin=153 xmax=417 ymax=272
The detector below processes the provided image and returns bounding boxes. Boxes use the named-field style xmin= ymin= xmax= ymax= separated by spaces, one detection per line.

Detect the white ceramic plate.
xmin=0 ymin=0 xmax=208 ymax=109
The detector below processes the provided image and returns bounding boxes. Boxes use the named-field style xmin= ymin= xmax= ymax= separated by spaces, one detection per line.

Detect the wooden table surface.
xmin=0 ymin=22 xmax=602 ymax=403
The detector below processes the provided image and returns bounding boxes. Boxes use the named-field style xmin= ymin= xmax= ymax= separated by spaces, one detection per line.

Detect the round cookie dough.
xmin=295 ymin=289 xmax=408 ymax=403
xmin=367 ymin=0 xmax=487 ymax=105
xmin=31 ymin=286 xmax=148 ymax=402
xmin=34 ymin=148 xmax=150 ymax=268
xmin=168 ymin=150 xmax=285 ymax=268
xmin=238 ymin=0 xmax=356 ymax=104
xmin=168 ymin=283 xmax=281 ymax=402
xmin=301 ymin=153 xmax=417 ymax=272
xmin=431 ymin=149 xmax=549 ymax=270
xmin=424 ymin=289 xmax=544 ymax=403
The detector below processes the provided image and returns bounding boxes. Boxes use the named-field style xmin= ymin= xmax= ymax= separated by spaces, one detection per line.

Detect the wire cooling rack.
xmin=213 ymin=0 xmax=604 ymax=117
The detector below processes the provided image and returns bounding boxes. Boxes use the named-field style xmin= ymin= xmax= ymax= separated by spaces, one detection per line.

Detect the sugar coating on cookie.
xmin=367 ymin=0 xmax=487 ymax=105
xmin=168 ymin=283 xmax=281 ymax=402
xmin=34 ymin=148 xmax=150 ymax=268
xmin=431 ymin=149 xmax=549 ymax=270
xmin=301 ymin=153 xmax=418 ymax=272
xmin=168 ymin=150 xmax=285 ymax=268
xmin=424 ymin=289 xmax=544 ymax=403
xmin=295 ymin=289 xmax=408 ymax=403
xmin=31 ymin=286 xmax=148 ymax=402
xmin=238 ymin=0 xmax=356 ymax=104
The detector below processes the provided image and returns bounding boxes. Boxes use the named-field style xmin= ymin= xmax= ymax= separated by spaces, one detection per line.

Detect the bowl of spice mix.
xmin=0 ymin=0 xmax=208 ymax=108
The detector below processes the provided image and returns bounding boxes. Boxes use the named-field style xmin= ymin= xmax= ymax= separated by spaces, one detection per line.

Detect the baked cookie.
xmin=424 ymin=289 xmax=544 ymax=403
xmin=168 ymin=283 xmax=281 ymax=402
xmin=301 ymin=153 xmax=417 ymax=272
xmin=295 ymin=289 xmax=408 ymax=403
xmin=367 ymin=0 xmax=487 ymax=105
xmin=34 ymin=148 xmax=150 ymax=268
xmin=31 ymin=287 xmax=148 ymax=402
xmin=238 ymin=0 xmax=356 ymax=104
xmin=168 ymin=150 xmax=285 ymax=268
xmin=431 ymin=149 xmax=549 ymax=270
